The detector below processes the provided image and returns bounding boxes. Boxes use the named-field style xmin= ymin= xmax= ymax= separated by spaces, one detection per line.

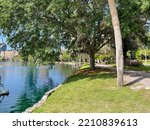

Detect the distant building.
xmin=0 ymin=50 xmax=18 ymax=60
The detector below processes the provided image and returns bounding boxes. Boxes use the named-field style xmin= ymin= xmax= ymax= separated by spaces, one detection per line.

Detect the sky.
xmin=0 ymin=35 xmax=12 ymax=50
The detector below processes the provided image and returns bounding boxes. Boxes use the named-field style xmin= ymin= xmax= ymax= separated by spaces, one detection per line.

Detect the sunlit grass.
xmin=141 ymin=60 xmax=150 ymax=65
xmin=34 ymin=68 xmax=150 ymax=113
xmin=107 ymin=63 xmax=150 ymax=72
xmin=79 ymin=64 xmax=90 ymax=70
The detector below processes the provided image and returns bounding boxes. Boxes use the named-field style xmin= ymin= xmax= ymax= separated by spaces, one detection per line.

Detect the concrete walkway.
xmin=96 ymin=64 xmax=150 ymax=90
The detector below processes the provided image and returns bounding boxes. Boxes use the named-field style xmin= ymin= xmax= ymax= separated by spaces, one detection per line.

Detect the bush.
xmin=136 ymin=49 xmax=150 ymax=60
xmin=126 ymin=60 xmax=143 ymax=66
xmin=60 ymin=51 xmax=72 ymax=62
xmin=12 ymin=55 xmax=21 ymax=61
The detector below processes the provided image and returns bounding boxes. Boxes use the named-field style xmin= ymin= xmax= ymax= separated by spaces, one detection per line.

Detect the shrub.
xmin=136 ymin=49 xmax=150 ymax=60
xmin=126 ymin=60 xmax=143 ymax=66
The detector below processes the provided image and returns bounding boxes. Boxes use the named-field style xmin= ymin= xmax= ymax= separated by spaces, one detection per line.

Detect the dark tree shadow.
xmin=64 ymin=67 xmax=150 ymax=88
xmin=63 ymin=67 xmax=116 ymax=85
xmin=124 ymin=71 xmax=150 ymax=87
xmin=124 ymin=76 xmax=145 ymax=86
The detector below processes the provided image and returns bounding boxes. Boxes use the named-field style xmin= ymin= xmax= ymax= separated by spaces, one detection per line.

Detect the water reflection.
xmin=10 ymin=67 xmax=54 ymax=113
xmin=0 ymin=62 xmax=76 ymax=113
xmin=0 ymin=96 xmax=4 ymax=103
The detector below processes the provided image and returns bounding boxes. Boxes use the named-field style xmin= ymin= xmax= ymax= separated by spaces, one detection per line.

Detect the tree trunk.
xmin=108 ymin=0 xmax=124 ymax=87
xmin=89 ymin=49 xmax=95 ymax=70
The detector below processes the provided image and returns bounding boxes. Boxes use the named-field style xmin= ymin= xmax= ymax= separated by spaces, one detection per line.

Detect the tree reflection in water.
xmin=10 ymin=67 xmax=54 ymax=113
xmin=0 ymin=96 xmax=4 ymax=103
xmin=0 ymin=63 xmax=76 ymax=113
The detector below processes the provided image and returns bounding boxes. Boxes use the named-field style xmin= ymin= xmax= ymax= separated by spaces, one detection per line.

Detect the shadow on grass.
xmin=63 ymin=68 xmax=116 ymax=84
xmin=63 ymin=66 xmax=150 ymax=88
xmin=125 ymin=66 xmax=150 ymax=72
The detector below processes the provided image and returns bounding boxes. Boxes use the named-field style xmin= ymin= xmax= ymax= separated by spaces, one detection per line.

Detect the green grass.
xmin=125 ymin=65 xmax=150 ymax=72
xmin=112 ymin=64 xmax=150 ymax=72
xmin=79 ymin=64 xmax=90 ymax=69
xmin=143 ymin=60 xmax=150 ymax=65
xmin=34 ymin=68 xmax=150 ymax=113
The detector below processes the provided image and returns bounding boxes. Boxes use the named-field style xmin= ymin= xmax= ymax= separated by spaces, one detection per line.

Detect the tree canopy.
xmin=0 ymin=0 xmax=150 ymax=67
xmin=0 ymin=0 xmax=62 ymax=65
xmin=117 ymin=0 xmax=150 ymax=62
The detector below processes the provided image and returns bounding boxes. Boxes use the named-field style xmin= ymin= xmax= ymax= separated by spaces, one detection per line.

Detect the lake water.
xmin=0 ymin=62 xmax=76 ymax=113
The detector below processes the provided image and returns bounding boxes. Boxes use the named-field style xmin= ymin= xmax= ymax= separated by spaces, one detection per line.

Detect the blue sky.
xmin=0 ymin=35 xmax=12 ymax=50
xmin=0 ymin=35 xmax=6 ymax=43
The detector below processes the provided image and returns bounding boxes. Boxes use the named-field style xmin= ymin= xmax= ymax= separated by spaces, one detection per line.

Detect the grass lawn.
xmin=125 ymin=65 xmax=150 ymax=72
xmin=142 ymin=60 xmax=150 ymax=65
xmin=34 ymin=68 xmax=150 ymax=113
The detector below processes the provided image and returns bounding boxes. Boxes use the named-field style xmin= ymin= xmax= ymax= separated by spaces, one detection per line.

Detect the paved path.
xmin=96 ymin=64 xmax=150 ymax=90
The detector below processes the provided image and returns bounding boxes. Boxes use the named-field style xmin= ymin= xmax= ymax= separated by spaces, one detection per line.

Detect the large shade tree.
xmin=0 ymin=0 xmax=112 ymax=69
xmin=46 ymin=0 xmax=111 ymax=70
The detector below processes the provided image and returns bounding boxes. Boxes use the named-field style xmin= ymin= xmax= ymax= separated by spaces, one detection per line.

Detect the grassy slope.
xmin=34 ymin=68 xmax=150 ymax=113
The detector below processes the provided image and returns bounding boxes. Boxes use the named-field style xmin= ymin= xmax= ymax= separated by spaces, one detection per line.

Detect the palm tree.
xmin=108 ymin=0 xmax=124 ymax=87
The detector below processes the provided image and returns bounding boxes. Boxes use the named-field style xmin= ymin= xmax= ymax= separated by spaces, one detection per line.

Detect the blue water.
xmin=0 ymin=62 xmax=76 ymax=113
